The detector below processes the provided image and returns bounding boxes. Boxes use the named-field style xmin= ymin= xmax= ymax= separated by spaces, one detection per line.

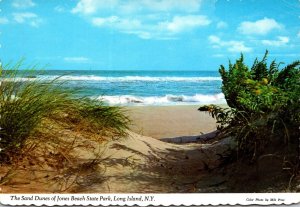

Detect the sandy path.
xmin=71 ymin=131 xmax=228 ymax=193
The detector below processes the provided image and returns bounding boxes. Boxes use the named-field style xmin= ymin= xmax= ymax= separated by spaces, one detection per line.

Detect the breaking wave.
xmin=39 ymin=75 xmax=221 ymax=82
xmin=97 ymin=93 xmax=225 ymax=105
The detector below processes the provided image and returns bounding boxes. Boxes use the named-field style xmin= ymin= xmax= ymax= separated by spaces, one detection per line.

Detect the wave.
xmin=39 ymin=75 xmax=221 ymax=82
xmin=1 ymin=77 xmax=36 ymax=82
xmin=97 ymin=93 xmax=226 ymax=105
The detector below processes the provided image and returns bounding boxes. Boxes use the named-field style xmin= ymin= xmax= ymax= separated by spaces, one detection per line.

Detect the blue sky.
xmin=0 ymin=0 xmax=299 ymax=70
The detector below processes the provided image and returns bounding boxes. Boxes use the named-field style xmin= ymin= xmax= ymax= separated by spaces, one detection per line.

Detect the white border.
xmin=0 ymin=193 xmax=299 ymax=206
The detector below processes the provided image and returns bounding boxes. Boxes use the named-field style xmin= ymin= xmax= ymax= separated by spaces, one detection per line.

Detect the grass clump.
xmin=199 ymin=51 xmax=300 ymax=188
xmin=0 ymin=61 xmax=129 ymax=162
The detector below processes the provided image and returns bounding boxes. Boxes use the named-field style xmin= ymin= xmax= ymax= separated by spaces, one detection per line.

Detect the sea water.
xmin=24 ymin=70 xmax=225 ymax=106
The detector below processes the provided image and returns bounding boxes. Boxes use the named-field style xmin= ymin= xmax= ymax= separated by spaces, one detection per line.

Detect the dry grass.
xmin=0 ymin=61 xmax=130 ymax=192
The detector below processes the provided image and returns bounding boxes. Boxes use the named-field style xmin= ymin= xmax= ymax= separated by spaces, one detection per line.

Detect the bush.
xmin=0 ymin=61 xmax=129 ymax=160
xmin=200 ymin=51 xmax=300 ymax=167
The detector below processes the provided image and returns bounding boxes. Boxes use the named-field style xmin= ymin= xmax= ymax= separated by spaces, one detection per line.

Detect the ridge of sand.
xmin=0 ymin=129 xmax=230 ymax=193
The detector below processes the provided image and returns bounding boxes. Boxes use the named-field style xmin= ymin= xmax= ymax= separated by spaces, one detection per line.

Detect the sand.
xmin=125 ymin=105 xmax=218 ymax=139
xmin=0 ymin=105 xmax=232 ymax=193
xmin=0 ymin=129 xmax=229 ymax=193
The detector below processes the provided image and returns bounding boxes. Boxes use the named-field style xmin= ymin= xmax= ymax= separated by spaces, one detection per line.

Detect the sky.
xmin=0 ymin=0 xmax=300 ymax=70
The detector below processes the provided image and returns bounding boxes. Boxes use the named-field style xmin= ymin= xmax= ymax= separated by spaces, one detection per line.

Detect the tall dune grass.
xmin=0 ymin=61 xmax=129 ymax=161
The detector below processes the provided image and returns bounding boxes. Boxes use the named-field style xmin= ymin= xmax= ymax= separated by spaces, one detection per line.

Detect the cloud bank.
xmin=71 ymin=0 xmax=210 ymax=39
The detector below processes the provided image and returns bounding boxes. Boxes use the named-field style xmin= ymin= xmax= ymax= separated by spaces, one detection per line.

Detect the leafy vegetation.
xmin=0 ymin=61 xmax=129 ymax=162
xmin=199 ymin=51 xmax=300 ymax=178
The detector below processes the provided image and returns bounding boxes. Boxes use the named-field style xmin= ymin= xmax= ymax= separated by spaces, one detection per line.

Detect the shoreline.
xmin=125 ymin=104 xmax=225 ymax=139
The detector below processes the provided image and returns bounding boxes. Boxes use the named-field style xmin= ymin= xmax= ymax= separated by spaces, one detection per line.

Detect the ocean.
xmin=25 ymin=70 xmax=225 ymax=106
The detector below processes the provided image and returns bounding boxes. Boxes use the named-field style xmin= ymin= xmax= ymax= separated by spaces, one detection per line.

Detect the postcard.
xmin=0 ymin=0 xmax=299 ymax=206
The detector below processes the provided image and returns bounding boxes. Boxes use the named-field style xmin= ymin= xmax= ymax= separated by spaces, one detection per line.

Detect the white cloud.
xmin=13 ymin=12 xmax=36 ymax=23
xmin=209 ymin=35 xmax=221 ymax=43
xmin=298 ymin=31 xmax=300 ymax=38
xmin=91 ymin=15 xmax=210 ymax=39
xmin=54 ymin=6 xmax=65 ymax=13
xmin=0 ymin=17 xmax=9 ymax=24
xmin=216 ymin=21 xmax=228 ymax=29
xmin=238 ymin=17 xmax=282 ymax=35
xmin=12 ymin=0 xmax=35 ymax=9
xmin=209 ymin=35 xmax=252 ymax=53
xmin=92 ymin=16 xmax=142 ymax=31
xmin=262 ymin=36 xmax=289 ymax=47
xmin=123 ymin=30 xmax=179 ymax=40
xmin=72 ymin=0 xmax=209 ymax=39
xmin=72 ymin=0 xmax=118 ymax=15
xmin=64 ymin=57 xmax=90 ymax=63
xmin=72 ymin=0 xmax=202 ymax=15
xmin=160 ymin=15 xmax=211 ymax=33
xmin=140 ymin=0 xmax=202 ymax=13
xmin=13 ymin=12 xmax=42 ymax=27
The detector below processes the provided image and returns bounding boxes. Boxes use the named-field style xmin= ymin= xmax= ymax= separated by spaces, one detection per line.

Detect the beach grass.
xmin=0 ymin=61 xmax=129 ymax=162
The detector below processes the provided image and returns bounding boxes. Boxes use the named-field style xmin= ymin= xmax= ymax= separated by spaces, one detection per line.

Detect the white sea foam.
xmin=97 ymin=93 xmax=225 ymax=105
xmin=1 ymin=77 xmax=36 ymax=82
xmin=40 ymin=75 xmax=221 ymax=82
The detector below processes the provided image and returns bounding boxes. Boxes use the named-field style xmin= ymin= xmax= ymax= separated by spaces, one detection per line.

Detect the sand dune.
xmin=0 ymin=105 xmax=237 ymax=193
xmin=0 ymin=127 xmax=230 ymax=193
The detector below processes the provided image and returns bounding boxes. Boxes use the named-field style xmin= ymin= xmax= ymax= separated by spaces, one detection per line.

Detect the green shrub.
xmin=198 ymin=104 xmax=234 ymax=130
xmin=200 ymin=51 xmax=300 ymax=166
